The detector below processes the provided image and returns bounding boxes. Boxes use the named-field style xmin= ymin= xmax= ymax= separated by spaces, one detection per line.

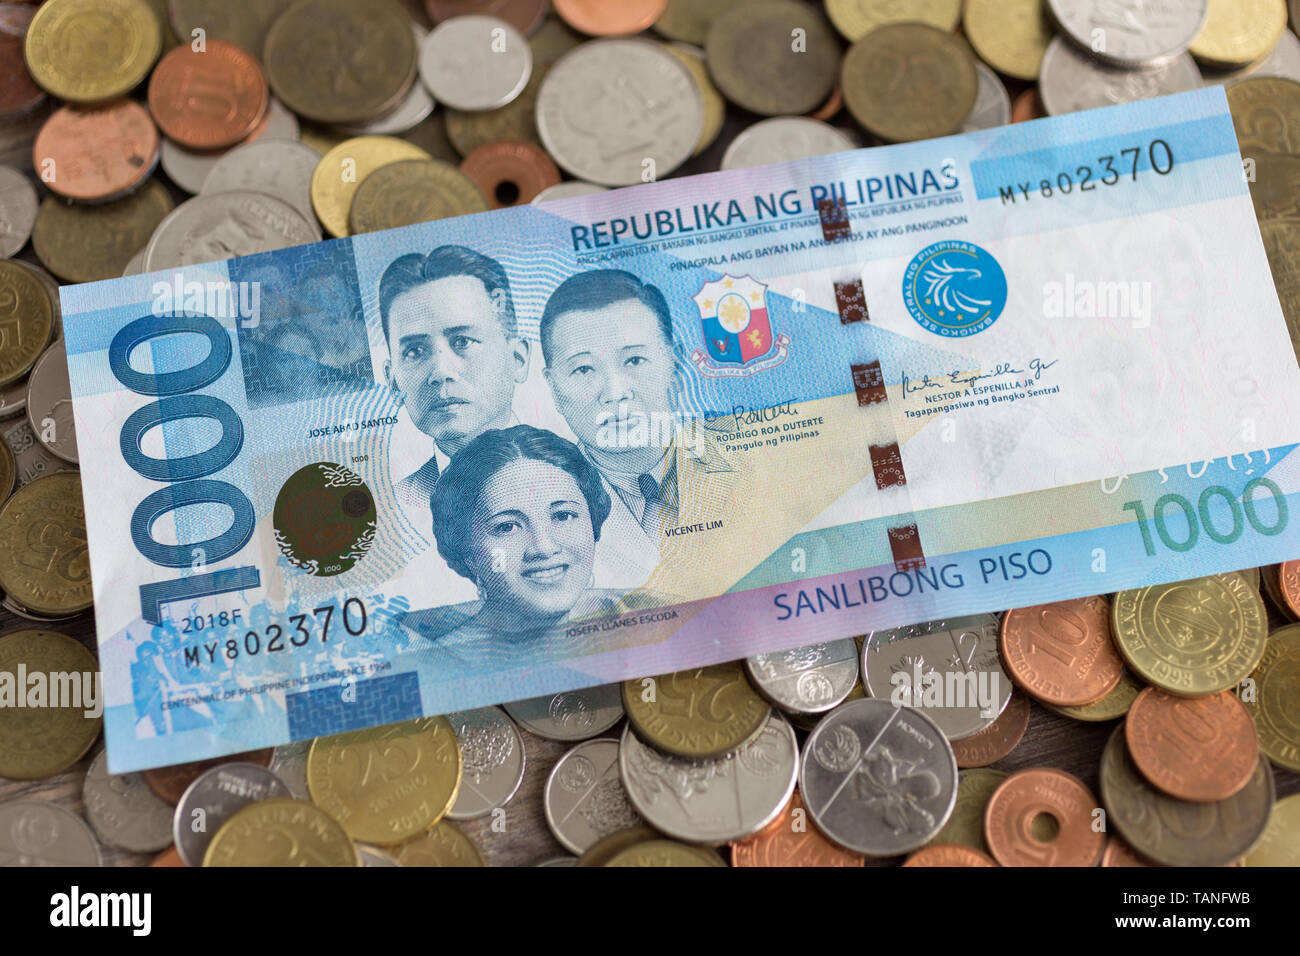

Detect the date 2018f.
xmin=997 ymin=140 xmax=1174 ymax=204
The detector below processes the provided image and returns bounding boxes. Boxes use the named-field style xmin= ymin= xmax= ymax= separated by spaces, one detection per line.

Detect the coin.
xmin=654 ymin=0 xmax=746 ymax=45
xmin=357 ymin=845 xmax=401 ymax=867
xmin=1010 ymin=88 xmax=1046 ymax=123
xmin=903 ymin=843 xmax=997 ymax=866
xmin=983 ymin=768 xmax=1104 ymax=866
xmin=1112 ymin=573 xmax=1268 ymax=695
xmin=502 ymin=683 xmax=624 ymax=740
xmin=1245 ymin=151 xmax=1300 ymax=221
xmin=744 ymin=637 xmax=859 ymax=715
xmin=173 ymin=762 xmax=292 ymax=866
xmin=419 ymin=15 xmax=531 ymax=111
xmin=445 ymin=706 xmax=526 ymax=820
xmin=31 ymin=180 xmax=173 ymax=284
xmin=1126 ymin=687 xmax=1259 ymax=802
xmin=445 ymin=77 xmax=541 ymax=157
xmin=605 ymin=840 xmax=725 ymax=866
xmin=575 ymin=824 xmax=659 ymax=866
xmin=148 ymin=40 xmax=268 ymax=150
xmin=150 ymin=846 xmax=184 ymax=866
xmin=1228 ymin=77 xmax=1300 ymax=155
xmin=3 ymin=419 xmax=69 ymax=491
xmin=1243 ymin=623 xmax=1300 ymax=772
xmin=0 ymin=435 xmax=13 ymax=501
xmin=1100 ymin=835 xmax=1156 ymax=866
xmin=531 ymin=181 xmax=609 ymax=204
xmin=25 ymin=343 xmax=75 ymax=465
xmin=620 ymin=710 xmax=797 ymax=845
xmin=1242 ymin=792 xmax=1300 ymax=866
xmin=1039 ymin=38 xmax=1203 ymax=116
xmin=925 ymin=767 xmax=1007 ymax=853
xmin=307 ymin=716 xmax=461 ymax=845
xmin=826 ymin=0 xmax=961 ymax=42
xmin=721 ymin=117 xmax=857 ymax=172
xmin=425 ymin=0 xmax=548 ymax=36
xmin=706 ymin=0 xmax=839 ymax=116
xmin=1191 ymin=0 xmax=1287 ymax=69
xmin=800 ymin=698 xmax=957 ymax=857
xmin=399 ymin=112 xmax=461 ymax=165
xmin=963 ymin=0 xmax=1051 ymax=82
xmin=1259 ymin=218 xmax=1300 ymax=366
xmin=1273 ymin=561 xmax=1300 ymax=618
xmin=33 ymin=100 xmax=159 ymax=202
xmin=0 ymin=165 xmax=37 ymax=258
xmin=554 ymin=0 xmax=666 ymax=36
xmin=0 ymin=473 xmax=91 ymax=617
xmin=161 ymin=96 xmax=300 ymax=195
xmin=393 ymin=820 xmax=486 ymax=866
xmin=349 ymin=159 xmax=487 ymax=234
xmin=81 ymin=750 xmax=174 ymax=852
xmin=1206 ymin=28 xmax=1300 ymax=86
xmin=264 ymin=0 xmax=416 ymax=125
xmin=949 ymin=690 xmax=1030 ymax=768
xmin=622 ymin=662 xmax=770 ymax=759
xmin=268 ymin=740 xmax=311 ymax=800
xmin=201 ymin=139 xmax=321 ymax=225
xmin=0 ymin=5 xmax=45 ymax=119
xmin=663 ymin=43 xmax=724 ymax=157
xmin=1044 ymin=666 xmax=1142 ymax=722
xmin=24 ymin=0 xmax=161 ymax=104
xmin=459 ymin=140 xmax=559 ymax=208
xmin=0 ymin=629 xmax=100 ymax=779
xmin=0 ymin=800 xmax=101 ymax=866
xmin=536 ymin=856 xmax=576 ymax=866
xmin=731 ymin=790 xmax=865 ymax=867
xmin=842 ymin=23 xmax=978 ymax=143
xmin=863 ymin=614 xmax=1011 ymax=740
xmin=338 ymin=26 xmax=435 ymax=137
xmin=1000 ymin=597 xmax=1124 ymax=707
xmin=1047 ymin=0 xmax=1207 ymax=69
xmin=960 ymin=61 xmax=1013 ymax=133
xmin=544 ymin=737 xmax=642 ymax=855
xmin=537 ymin=38 xmax=702 ymax=186
xmin=0 ymin=259 xmax=52 ymax=387
xmin=143 ymin=190 xmax=321 ymax=271
xmin=167 ymin=0 xmax=296 ymax=60
xmin=204 ymin=798 xmax=359 ymax=867
xmin=1099 ymin=723 xmax=1274 ymax=867
xmin=140 ymin=748 xmax=275 ymax=804
xmin=310 ymin=135 xmax=431 ymax=238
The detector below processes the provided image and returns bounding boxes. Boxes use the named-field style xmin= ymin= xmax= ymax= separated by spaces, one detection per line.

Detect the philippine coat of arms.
xmin=689 ymin=273 xmax=791 ymax=377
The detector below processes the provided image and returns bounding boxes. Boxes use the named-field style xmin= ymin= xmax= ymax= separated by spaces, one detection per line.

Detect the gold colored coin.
xmin=306 ymin=716 xmax=461 ymax=845
xmin=654 ymin=0 xmax=751 ymax=45
xmin=0 ymin=629 xmax=101 ymax=779
xmin=0 ymin=437 xmax=14 ymax=503
xmin=348 ymin=159 xmax=489 ymax=234
xmin=1112 ymin=572 xmax=1268 ymax=696
xmin=0 ymin=260 xmax=54 ymax=388
xmin=1044 ymin=667 xmax=1143 ymax=722
xmin=1240 ymin=565 xmax=1261 ymax=593
xmin=24 ymin=0 xmax=161 ymax=104
xmin=925 ymin=767 xmax=1006 ymax=854
xmin=203 ymin=799 xmax=360 ymax=867
xmin=1242 ymin=623 xmax=1300 ymax=771
xmin=393 ymin=820 xmax=486 ymax=866
xmin=1191 ymin=0 xmax=1287 ymax=69
xmin=1260 ymin=219 xmax=1300 ymax=367
xmin=622 ymin=662 xmax=771 ymax=759
xmin=1227 ymin=77 xmax=1300 ymax=156
xmin=31 ymin=180 xmax=174 ymax=284
xmin=963 ymin=0 xmax=1052 ymax=82
xmin=445 ymin=78 xmax=541 ymax=158
xmin=604 ymin=839 xmax=726 ymax=866
xmin=0 ymin=472 xmax=92 ymax=617
xmin=576 ymin=825 xmax=659 ymax=866
xmin=1242 ymin=793 xmax=1300 ymax=866
xmin=664 ymin=43 xmax=724 ymax=156
xmin=310 ymin=136 xmax=431 ymax=238
xmin=825 ymin=0 xmax=961 ymax=42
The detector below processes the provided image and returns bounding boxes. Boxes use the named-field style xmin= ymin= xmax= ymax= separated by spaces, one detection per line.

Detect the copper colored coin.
xmin=1124 ymin=687 xmax=1259 ymax=803
xmin=0 ymin=4 xmax=45 ymax=118
xmin=1277 ymin=560 xmax=1300 ymax=619
xmin=150 ymin=846 xmax=184 ymax=867
xmin=950 ymin=690 xmax=1030 ymax=768
xmin=730 ymin=790 xmax=864 ymax=867
xmin=553 ymin=0 xmax=667 ymax=36
xmin=902 ymin=844 xmax=997 ymax=867
xmin=424 ymin=0 xmax=547 ymax=36
xmin=1000 ymin=596 xmax=1124 ymax=707
xmin=1100 ymin=836 xmax=1154 ymax=867
xmin=1011 ymin=88 xmax=1045 ymax=123
xmin=983 ymin=768 xmax=1104 ymax=866
xmin=142 ymin=748 xmax=275 ymax=804
xmin=148 ymin=40 xmax=268 ymax=150
xmin=808 ymin=84 xmax=843 ymax=122
xmin=459 ymin=139 xmax=560 ymax=208
xmin=33 ymin=100 xmax=159 ymax=202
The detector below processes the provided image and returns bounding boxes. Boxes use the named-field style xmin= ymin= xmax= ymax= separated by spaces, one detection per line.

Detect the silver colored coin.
xmin=537 ymin=38 xmax=703 ymax=186
xmin=799 ymin=698 xmax=958 ymax=857
xmin=121 ymin=249 xmax=147 ymax=277
xmin=2 ymin=416 xmax=71 ymax=488
xmin=172 ymin=763 xmax=290 ymax=866
xmin=1205 ymin=28 xmax=1300 ymax=86
xmin=544 ymin=737 xmax=643 ymax=855
xmin=143 ymin=191 xmax=321 ymax=272
xmin=0 ymin=377 xmax=25 ymax=417
xmin=502 ymin=683 xmax=623 ymax=741
xmin=721 ymin=117 xmax=857 ymax=172
xmin=339 ymin=25 xmax=435 ymax=135
xmin=960 ymin=61 xmax=1013 ymax=132
xmin=0 ymin=165 xmax=37 ymax=258
xmin=81 ymin=750 xmax=173 ymax=853
xmin=744 ymin=637 xmax=859 ymax=715
xmin=419 ymin=15 xmax=531 ymax=111
xmin=530 ymin=181 xmax=610 ymax=204
xmin=861 ymin=613 xmax=1010 ymax=741
xmin=0 ymin=801 xmax=101 ymax=866
xmin=619 ymin=711 xmax=798 ymax=846
xmin=268 ymin=740 xmax=311 ymax=800
xmin=200 ymin=139 xmax=322 ymax=226
xmin=536 ymin=856 xmax=577 ymax=866
xmin=25 ymin=342 xmax=76 ymax=465
xmin=0 ymin=595 xmax=78 ymax=622
xmin=1047 ymin=0 xmax=1208 ymax=68
xmin=1039 ymin=38 xmax=1202 ymax=116
xmin=160 ymin=97 xmax=300 ymax=195
xmin=445 ymin=706 xmax=526 ymax=820
xmin=357 ymin=844 xmax=401 ymax=866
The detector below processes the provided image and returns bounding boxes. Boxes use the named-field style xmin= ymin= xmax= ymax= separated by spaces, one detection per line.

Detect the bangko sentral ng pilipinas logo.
xmin=902 ymin=240 xmax=1007 ymax=338
xmin=689 ymin=274 xmax=791 ymax=377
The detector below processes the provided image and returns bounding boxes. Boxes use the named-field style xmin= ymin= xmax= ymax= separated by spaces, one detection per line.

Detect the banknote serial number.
xmin=181 ymin=599 xmax=367 ymax=667
xmin=997 ymin=140 xmax=1174 ymax=204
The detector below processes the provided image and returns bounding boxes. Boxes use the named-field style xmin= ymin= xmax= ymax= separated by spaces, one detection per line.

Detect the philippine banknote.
xmin=60 ymin=87 xmax=1300 ymax=771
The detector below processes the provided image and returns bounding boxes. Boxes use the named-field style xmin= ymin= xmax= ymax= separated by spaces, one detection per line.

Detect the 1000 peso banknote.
xmin=60 ymin=87 xmax=1300 ymax=771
